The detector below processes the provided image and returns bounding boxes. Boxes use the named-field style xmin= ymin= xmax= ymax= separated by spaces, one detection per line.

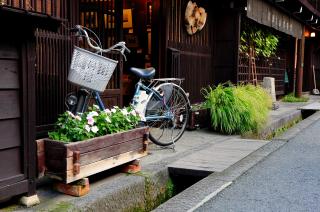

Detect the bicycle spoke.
xmin=144 ymin=84 xmax=189 ymax=146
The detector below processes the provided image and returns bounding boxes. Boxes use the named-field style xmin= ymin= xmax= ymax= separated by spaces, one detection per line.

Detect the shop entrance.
xmin=122 ymin=0 xmax=153 ymax=105
xmin=78 ymin=0 xmax=154 ymax=106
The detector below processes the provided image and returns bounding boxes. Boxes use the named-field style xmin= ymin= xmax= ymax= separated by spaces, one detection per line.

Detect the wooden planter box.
xmin=37 ymin=127 xmax=149 ymax=184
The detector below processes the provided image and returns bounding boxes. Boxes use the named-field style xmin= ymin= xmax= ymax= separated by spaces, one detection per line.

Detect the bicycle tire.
xmin=144 ymin=83 xmax=190 ymax=146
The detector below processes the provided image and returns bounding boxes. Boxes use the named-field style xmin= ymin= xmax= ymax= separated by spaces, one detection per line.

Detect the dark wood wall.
xmin=213 ymin=10 xmax=240 ymax=85
xmin=303 ymin=38 xmax=320 ymax=92
xmin=1 ymin=0 xmax=64 ymax=17
xmin=160 ymin=0 xmax=214 ymax=103
xmin=156 ymin=0 xmax=241 ymax=103
xmin=0 ymin=37 xmax=24 ymax=195
xmin=0 ymin=21 xmax=36 ymax=199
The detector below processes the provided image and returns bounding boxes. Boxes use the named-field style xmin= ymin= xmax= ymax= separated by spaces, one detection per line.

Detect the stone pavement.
xmin=195 ymin=112 xmax=320 ymax=212
xmin=2 ymin=95 xmax=320 ymax=211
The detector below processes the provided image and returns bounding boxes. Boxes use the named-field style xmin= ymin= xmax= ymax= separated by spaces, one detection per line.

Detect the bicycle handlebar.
xmin=71 ymin=25 xmax=130 ymax=60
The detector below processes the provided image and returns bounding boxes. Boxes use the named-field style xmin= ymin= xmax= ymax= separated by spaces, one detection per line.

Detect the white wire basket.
xmin=68 ymin=46 xmax=118 ymax=92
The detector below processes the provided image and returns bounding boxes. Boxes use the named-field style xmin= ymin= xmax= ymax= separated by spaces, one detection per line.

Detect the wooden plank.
xmin=0 ymin=148 xmax=22 ymax=180
xmin=44 ymin=127 xmax=148 ymax=156
xmin=46 ymin=137 xmax=144 ymax=172
xmin=0 ymin=60 xmax=20 ymax=89
xmin=66 ymin=127 xmax=148 ymax=152
xmin=22 ymin=37 xmax=38 ymax=196
xmin=0 ymin=180 xmax=28 ymax=200
xmin=0 ymin=90 xmax=20 ymax=120
xmin=46 ymin=149 xmax=148 ymax=184
xmin=0 ymin=42 xmax=19 ymax=59
xmin=44 ymin=143 xmax=72 ymax=158
xmin=0 ymin=174 xmax=25 ymax=189
xmin=36 ymin=139 xmax=45 ymax=153
xmin=0 ymin=119 xmax=21 ymax=150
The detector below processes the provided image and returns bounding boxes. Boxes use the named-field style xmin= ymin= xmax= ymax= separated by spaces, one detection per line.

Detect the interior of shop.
xmin=122 ymin=0 xmax=153 ymax=104
xmin=78 ymin=0 xmax=153 ymax=106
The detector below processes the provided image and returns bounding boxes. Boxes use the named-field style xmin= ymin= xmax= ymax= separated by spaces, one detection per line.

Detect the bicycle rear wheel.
xmin=144 ymin=83 xmax=189 ymax=146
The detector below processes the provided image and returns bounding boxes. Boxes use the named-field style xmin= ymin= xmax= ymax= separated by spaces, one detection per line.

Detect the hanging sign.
xmin=184 ymin=1 xmax=207 ymax=35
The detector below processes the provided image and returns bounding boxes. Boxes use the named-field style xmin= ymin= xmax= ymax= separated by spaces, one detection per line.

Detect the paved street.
xmin=196 ymin=119 xmax=320 ymax=212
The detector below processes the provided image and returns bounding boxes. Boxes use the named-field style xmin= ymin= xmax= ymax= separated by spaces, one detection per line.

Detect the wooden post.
xmin=296 ymin=27 xmax=305 ymax=98
xmin=293 ymin=37 xmax=298 ymax=94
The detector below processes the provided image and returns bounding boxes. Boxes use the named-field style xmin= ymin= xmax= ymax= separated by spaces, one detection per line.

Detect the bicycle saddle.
xmin=130 ymin=67 xmax=155 ymax=79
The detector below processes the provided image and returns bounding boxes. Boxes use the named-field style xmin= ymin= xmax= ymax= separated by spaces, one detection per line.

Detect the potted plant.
xmin=37 ymin=106 xmax=149 ymax=184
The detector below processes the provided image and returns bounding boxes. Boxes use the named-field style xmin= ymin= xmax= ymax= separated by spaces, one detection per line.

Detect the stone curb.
xmin=154 ymin=111 xmax=320 ymax=212
xmin=276 ymin=111 xmax=320 ymax=141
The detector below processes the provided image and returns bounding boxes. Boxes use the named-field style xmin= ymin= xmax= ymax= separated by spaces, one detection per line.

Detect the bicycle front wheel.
xmin=144 ymin=83 xmax=190 ymax=146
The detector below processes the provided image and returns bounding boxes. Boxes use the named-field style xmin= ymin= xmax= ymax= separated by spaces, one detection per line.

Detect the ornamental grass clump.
xmin=234 ymin=84 xmax=272 ymax=130
xmin=48 ymin=105 xmax=140 ymax=142
xmin=282 ymin=93 xmax=309 ymax=103
xmin=202 ymin=83 xmax=272 ymax=134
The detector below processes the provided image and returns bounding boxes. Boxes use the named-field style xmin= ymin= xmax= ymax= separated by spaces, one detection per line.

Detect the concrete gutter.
xmin=154 ymin=111 xmax=320 ymax=212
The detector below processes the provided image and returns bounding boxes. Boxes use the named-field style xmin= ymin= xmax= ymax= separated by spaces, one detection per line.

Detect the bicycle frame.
xmin=132 ymin=80 xmax=174 ymax=122
xmin=74 ymin=79 xmax=175 ymax=123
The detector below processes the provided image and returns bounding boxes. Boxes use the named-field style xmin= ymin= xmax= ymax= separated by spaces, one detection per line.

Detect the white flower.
xmin=105 ymin=116 xmax=112 ymax=123
xmin=75 ymin=115 xmax=82 ymax=121
xmin=121 ymin=108 xmax=129 ymax=116
xmin=93 ymin=105 xmax=100 ymax=110
xmin=85 ymin=125 xmax=91 ymax=132
xmin=111 ymin=108 xmax=116 ymax=113
xmin=87 ymin=111 xmax=99 ymax=118
xmin=91 ymin=126 xmax=99 ymax=133
xmin=113 ymin=106 xmax=119 ymax=109
xmin=104 ymin=108 xmax=111 ymax=114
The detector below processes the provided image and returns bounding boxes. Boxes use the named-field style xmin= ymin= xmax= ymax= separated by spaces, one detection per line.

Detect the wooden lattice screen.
xmin=34 ymin=0 xmax=123 ymax=136
xmin=238 ymin=54 xmax=286 ymax=95
xmin=34 ymin=0 xmax=73 ymax=135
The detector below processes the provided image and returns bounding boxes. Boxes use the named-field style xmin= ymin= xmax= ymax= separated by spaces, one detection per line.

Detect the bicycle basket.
xmin=68 ymin=46 xmax=118 ymax=92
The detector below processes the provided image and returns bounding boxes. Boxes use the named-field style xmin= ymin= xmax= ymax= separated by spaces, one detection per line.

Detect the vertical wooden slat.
xmin=164 ymin=0 xmax=213 ymax=102
xmin=35 ymin=0 xmax=123 ymax=134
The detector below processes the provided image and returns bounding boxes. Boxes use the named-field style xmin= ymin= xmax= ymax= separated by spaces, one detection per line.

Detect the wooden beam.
xmin=296 ymin=26 xmax=305 ymax=97
xmin=293 ymin=37 xmax=298 ymax=94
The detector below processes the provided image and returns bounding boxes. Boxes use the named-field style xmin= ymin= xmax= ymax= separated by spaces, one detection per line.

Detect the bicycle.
xmin=66 ymin=25 xmax=190 ymax=146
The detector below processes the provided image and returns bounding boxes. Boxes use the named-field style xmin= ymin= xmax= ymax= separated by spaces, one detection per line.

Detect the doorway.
xmin=78 ymin=0 xmax=155 ymax=106
xmin=122 ymin=0 xmax=153 ymax=105
xmin=79 ymin=0 xmax=123 ymax=107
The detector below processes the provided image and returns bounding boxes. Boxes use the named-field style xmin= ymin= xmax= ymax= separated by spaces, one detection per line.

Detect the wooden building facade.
xmin=241 ymin=0 xmax=320 ymax=97
xmin=0 ymin=1 xmax=61 ymax=201
xmin=2 ymin=0 xmax=320 ymax=201
xmin=3 ymin=0 xmax=318 ymax=137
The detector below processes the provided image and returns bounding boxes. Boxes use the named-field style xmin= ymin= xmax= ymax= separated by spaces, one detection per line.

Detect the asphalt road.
xmin=196 ymin=119 xmax=320 ymax=212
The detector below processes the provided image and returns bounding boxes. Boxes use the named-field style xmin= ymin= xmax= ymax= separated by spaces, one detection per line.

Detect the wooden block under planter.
xmin=42 ymin=127 xmax=149 ymax=184
xmin=54 ymin=178 xmax=90 ymax=197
